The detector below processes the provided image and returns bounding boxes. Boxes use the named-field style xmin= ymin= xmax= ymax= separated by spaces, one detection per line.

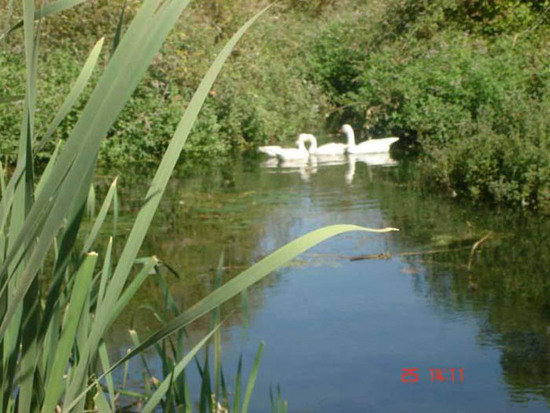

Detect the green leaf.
xmin=141 ymin=326 xmax=219 ymax=413
xmin=110 ymin=0 xmax=127 ymax=58
xmin=35 ymin=37 xmax=105 ymax=152
xmin=82 ymin=177 xmax=118 ymax=253
xmin=41 ymin=253 xmax=98 ymax=413
xmin=242 ymin=342 xmax=264 ymax=413
xmin=98 ymin=342 xmax=116 ymax=412
xmin=233 ymin=355 xmax=243 ymax=413
xmin=1 ymin=0 xmax=89 ymax=39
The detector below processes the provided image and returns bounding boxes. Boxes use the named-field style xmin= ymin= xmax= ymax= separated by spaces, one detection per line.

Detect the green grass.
xmin=0 ymin=0 xmax=397 ymax=410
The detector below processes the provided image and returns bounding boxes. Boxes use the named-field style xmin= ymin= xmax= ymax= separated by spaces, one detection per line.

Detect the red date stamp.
xmin=401 ymin=368 xmax=464 ymax=383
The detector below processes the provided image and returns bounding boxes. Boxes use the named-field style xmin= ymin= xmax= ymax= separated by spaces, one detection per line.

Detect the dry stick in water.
xmin=348 ymin=246 xmax=472 ymax=262
xmin=467 ymin=231 xmax=493 ymax=271
xmin=349 ymin=232 xmax=494 ymax=263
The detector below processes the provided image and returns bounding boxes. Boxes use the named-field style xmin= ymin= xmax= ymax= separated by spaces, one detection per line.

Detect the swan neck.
xmin=308 ymin=135 xmax=317 ymax=153
xmin=345 ymin=128 xmax=356 ymax=147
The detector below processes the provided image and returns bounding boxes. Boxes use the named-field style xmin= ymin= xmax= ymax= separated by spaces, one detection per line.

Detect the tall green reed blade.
xmin=98 ymin=342 xmax=115 ymax=411
xmin=110 ymin=0 xmax=127 ymax=58
xmin=35 ymin=156 xmax=95 ymax=349
xmin=87 ymin=183 xmax=96 ymax=219
xmin=107 ymin=257 xmax=158 ymax=327
xmin=242 ymin=342 xmax=264 ymax=413
xmin=233 ymin=355 xmax=243 ymax=413
xmin=1 ymin=0 xmax=89 ymax=40
xmin=96 ymin=237 xmax=113 ymax=311
xmin=220 ymin=365 xmax=228 ymax=408
xmin=128 ymin=329 xmax=155 ymax=393
xmin=0 ymin=162 xmax=5 ymax=197
xmin=82 ymin=177 xmax=118 ymax=253
xmin=140 ymin=326 xmax=220 ymax=413
xmin=213 ymin=253 xmax=224 ymax=399
xmin=93 ymin=382 xmax=112 ymax=413
xmin=34 ymin=140 xmax=61 ymax=199
xmin=41 ymin=252 xmax=98 ymax=413
xmin=35 ymin=37 xmax=105 ymax=152
xmin=198 ymin=354 xmax=212 ymax=413
xmin=2 ymin=0 xmax=37 ymax=404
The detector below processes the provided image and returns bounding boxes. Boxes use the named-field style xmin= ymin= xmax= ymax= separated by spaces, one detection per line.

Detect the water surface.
xmin=100 ymin=155 xmax=550 ymax=412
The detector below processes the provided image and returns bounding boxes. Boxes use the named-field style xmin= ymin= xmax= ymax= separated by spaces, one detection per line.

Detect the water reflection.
xmin=346 ymin=153 xmax=397 ymax=184
xmin=100 ymin=156 xmax=550 ymax=412
xmin=262 ymin=153 xmax=398 ymax=185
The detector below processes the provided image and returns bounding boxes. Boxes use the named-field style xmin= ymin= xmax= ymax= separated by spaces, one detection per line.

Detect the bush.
xmin=1 ymin=1 xmax=333 ymax=165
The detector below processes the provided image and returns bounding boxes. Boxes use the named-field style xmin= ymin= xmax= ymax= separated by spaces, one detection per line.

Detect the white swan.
xmin=304 ymin=134 xmax=347 ymax=156
xmin=274 ymin=135 xmax=310 ymax=161
xmin=341 ymin=124 xmax=399 ymax=154
xmin=258 ymin=134 xmax=310 ymax=159
xmin=258 ymin=145 xmax=282 ymax=157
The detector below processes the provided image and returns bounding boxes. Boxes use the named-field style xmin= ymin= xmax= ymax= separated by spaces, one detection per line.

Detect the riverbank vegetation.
xmin=2 ymin=0 xmax=549 ymax=210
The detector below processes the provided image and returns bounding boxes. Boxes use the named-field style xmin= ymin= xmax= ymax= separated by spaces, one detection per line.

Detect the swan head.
xmin=297 ymin=133 xmax=310 ymax=143
xmin=340 ymin=124 xmax=355 ymax=147
xmin=341 ymin=124 xmax=354 ymax=135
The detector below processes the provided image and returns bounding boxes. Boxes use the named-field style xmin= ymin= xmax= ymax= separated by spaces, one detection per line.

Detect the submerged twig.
xmin=467 ymin=232 xmax=493 ymax=272
xmin=348 ymin=246 xmax=472 ymax=262
xmin=349 ymin=252 xmax=391 ymax=261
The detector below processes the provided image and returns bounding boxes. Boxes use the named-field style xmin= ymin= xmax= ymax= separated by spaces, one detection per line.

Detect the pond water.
xmin=100 ymin=153 xmax=550 ymax=412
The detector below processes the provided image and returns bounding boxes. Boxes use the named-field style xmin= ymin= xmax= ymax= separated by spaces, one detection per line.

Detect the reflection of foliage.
xmin=100 ymin=161 xmax=305 ymax=343
xmin=372 ymin=164 xmax=550 ymax=404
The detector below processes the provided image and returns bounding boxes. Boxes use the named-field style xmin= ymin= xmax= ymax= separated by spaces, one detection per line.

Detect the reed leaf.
xmin=141 ymin=326 xmax=220 ymax=413
xmin=41 ymin=252 xmax=98 ymax=413
xmin=1 ymin=0 xmax=89 ymax=39
xmin=98 ymin=342 xmax=115 ymax=412
xmin=35 ymin=37 xmax=105 ymax=152
xmin=242 ymin=342 xmax=264 ymax=413
xmin=233 ymin=355 xmax=243 ymax=413
xmin=82 ymin=177 xmax=118 ymax=253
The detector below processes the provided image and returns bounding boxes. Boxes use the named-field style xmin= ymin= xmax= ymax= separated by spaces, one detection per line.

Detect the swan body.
xmin=341 ymin=124 xmax=399 ymax=154
xmin=258 ymin=145 xmax=282 ymax=157
xmin=275 ymin=136 xmax=309 ymax=161
xmin=304 ymin=134 xmax=347 ymax=155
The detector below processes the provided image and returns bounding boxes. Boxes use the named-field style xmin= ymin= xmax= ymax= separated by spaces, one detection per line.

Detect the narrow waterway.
xmin=101 ymin=154 xmax=550 ymax=412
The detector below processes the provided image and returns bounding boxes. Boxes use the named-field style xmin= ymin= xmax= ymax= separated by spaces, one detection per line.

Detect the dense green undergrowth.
xmin=1 ymin=1 xmax=333 ymax=164
xmin=2 ymin=0 xmax=550 ymax=210
xmin=308 ymin=0 xmax=550 ymax=210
